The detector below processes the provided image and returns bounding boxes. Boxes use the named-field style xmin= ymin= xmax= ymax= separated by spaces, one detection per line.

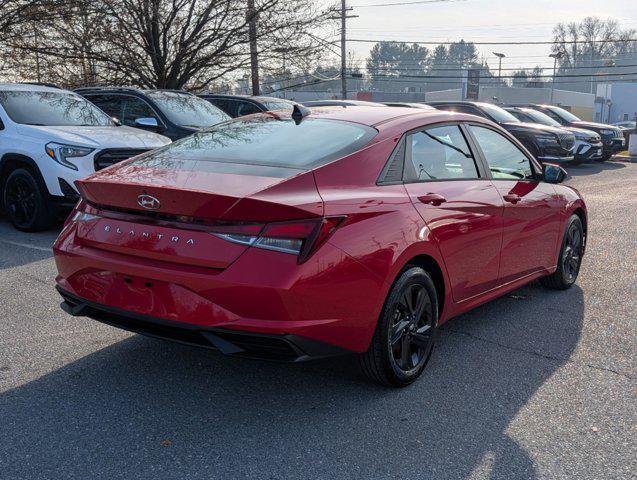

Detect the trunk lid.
xmin=74 ymin=156 xmax=323 ymax=268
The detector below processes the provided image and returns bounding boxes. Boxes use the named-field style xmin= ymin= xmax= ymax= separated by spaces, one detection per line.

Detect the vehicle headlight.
xmin=45 ymin=142 xmax=94 ymax=170
xmin=600 ymin=129 xmax=614 ymax=136
xmin=535 ymin=134 xmax=559 ymax=146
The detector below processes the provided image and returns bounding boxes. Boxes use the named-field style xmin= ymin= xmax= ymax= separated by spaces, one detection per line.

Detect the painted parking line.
xmin=0 ymin=239 xmax=52 ymax=252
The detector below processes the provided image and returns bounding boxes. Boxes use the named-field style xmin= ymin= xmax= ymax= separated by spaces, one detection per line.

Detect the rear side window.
xmin=405 ymin=125 xmax=479 ymax=181
xmin=130 ymin=117 xmax=376 ymax=170
xmin=469 ymin=125 xmax=533 ymax=180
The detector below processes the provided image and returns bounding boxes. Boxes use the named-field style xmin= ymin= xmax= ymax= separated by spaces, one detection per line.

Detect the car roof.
xmin=0 ymin=83 xmax=69 ymax=93
xmin=299 ymin=105 xmax=492 ymax=131
xmin=303 ymin=100 xmax=387 ymax=107
xmin=198 ymin=93 xmax=295 ymax=103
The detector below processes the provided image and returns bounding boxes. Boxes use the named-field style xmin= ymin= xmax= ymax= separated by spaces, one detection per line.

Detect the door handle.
xmin=418 ymin=193 xmax=447 ymax=206
xmin=503 ymin=193 xmax=521 ymax=204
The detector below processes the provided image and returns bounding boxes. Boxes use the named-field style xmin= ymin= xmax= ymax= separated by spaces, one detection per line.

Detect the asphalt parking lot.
xmin=0 ymin=159 xmax=635 ymax=480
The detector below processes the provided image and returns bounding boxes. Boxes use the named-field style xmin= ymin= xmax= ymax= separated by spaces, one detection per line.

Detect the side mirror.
xmin=134 ymin=117 xmax=160 ymax=131
xmin=543 ymin=163 xmax=567 ymax=184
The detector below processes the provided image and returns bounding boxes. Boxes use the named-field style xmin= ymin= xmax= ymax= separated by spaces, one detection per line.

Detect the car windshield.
xmin=548 ymin=106 xmax=581 ymax=123
xmin=520 ymin=109 xmax=562 ymax=127
xmin=479 ymin=103 xmax=520 ymax=123
xmin=0 ymin=91 xmax=114 ymax=126
xmin=145 ymin=91 xmax=230 ymax=128
xmin=130 ymin=117 xmax=377 ymax=170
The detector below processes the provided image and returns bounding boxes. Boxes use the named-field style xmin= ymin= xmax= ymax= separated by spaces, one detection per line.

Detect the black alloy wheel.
xmin=540 ymin=214 xmax=584 ymax=290
xmin=359 ymin=266 xmax=438 ymax=387
xmin=562 ymin=221 xmax=583 ymax=283
xmin=389 ymin=283 xmax=435 ymax=372
xmin=3 ymin=168 xmax=54 ymax=232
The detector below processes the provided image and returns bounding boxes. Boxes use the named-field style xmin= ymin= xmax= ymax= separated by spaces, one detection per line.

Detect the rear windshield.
xmin=145 ymin=91 xmax=230 ymax=128
xmin=0 ymin=91 xmax=114 ymax=126
xmin=131 ymin=116 xmax=377 ymax=170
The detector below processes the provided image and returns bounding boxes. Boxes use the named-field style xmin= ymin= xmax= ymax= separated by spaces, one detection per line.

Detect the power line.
xmin=365 ymin=70 xmax=637 ymax=79
xmin=363 ymin=63 xmax=637 ymax=72
xmin=350 ymin=0 xmax=464 ymax=7
xmin=347 ymin=38 xmax=637 ymax=45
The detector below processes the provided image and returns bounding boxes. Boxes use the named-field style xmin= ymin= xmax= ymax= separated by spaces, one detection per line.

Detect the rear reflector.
xmin=211 ymin=217 xmax=345 ymax=263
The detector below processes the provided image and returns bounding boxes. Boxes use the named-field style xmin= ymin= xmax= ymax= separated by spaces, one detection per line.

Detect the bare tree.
xmin=8 ymin=0 xmax=330 ymax=90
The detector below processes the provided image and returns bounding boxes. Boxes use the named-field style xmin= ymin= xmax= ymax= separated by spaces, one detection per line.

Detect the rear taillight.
xmin=211 ymin=217 xmax=345 ymax=263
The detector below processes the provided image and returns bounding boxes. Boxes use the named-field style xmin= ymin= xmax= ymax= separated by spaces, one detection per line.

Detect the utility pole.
xmin=330 ymin=2 xmax=357 ymax=100
xmin=340 ymin=0 xmax=347 ymax=100
xmin=247 ymin=0 xmax=260 ymax=96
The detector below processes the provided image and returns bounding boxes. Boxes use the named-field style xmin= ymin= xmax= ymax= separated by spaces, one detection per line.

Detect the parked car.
xmin=198 ymin=94 xmax=298 ymax=118
xmin=504 ymin=106 xmax=603 ymax=163
xmin=0 ymin=83 xmax=171 ymax=231
xmin=302 ymin=99 xmax=387 ymax=107
xmin=612 ymin=120 xmax=636 ymax=131
xmin=76 ymin=87 xmax=230 ymax=141
xmin=54 ymin=105 xmax=586 ymax=387
xmin=383 ymin=102 xmax=436 ymax=109
xmin=427 ymin=101 xmax=576 ymax=164
xmin=513 ymin=104 xmax=625 ymax=161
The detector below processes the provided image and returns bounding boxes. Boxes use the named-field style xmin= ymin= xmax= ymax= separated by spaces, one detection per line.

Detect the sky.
xmin=319 ymin=0 xmax=637 ymax=72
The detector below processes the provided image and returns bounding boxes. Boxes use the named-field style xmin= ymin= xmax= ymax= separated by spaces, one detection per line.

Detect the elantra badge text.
xmin=103 ymin=225 xmax=195 ymax=245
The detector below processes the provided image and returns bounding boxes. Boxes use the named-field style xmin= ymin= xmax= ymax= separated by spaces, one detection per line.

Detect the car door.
xmin=467 ymin=124 xmax=562 ymax=284
xmin=403 ymin=123 xmax=504 ymax=302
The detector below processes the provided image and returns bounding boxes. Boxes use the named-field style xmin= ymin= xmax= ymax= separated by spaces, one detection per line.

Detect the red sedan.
xmin=53 ymin=105 xmax=586 ymax=387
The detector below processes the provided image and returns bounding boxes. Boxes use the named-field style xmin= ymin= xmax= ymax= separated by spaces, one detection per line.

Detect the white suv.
xmin=0 ymin=84 xmax=171 ymax=231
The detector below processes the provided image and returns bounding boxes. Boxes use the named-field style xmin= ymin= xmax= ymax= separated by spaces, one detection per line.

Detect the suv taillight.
xmin=211 ymin=217 xmax=345 ymax=263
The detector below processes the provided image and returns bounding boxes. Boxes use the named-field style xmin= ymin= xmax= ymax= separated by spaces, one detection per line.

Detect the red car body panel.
xmin=53 ymin=107 xmax=587 ymax=357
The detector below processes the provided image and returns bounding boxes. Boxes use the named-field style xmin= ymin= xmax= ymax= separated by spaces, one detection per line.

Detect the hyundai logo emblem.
xmin=137 ymin=194 xmax=161 ymax=210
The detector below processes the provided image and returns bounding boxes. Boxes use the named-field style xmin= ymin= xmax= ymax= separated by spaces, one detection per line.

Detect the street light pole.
xmin=549 ymin=52 xmax=563 ymax=105
xmin=493 ymin=52 xmax=505 ymax=83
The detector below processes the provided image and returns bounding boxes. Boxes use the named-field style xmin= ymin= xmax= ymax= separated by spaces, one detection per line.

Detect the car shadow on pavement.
xmin=565 ymin=159 xmax=627 ymax=178
xmin=0 ymin=282 xmax=584 ymax=480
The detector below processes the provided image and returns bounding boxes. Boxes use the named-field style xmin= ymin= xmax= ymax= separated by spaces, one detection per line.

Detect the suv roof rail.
xmin=23 ymin=82 xmax=61 ymax=89
xmin=147 ymin=88 xmax=194 ymax=96
xmin=74 ymin=86 xmax=143 ymax=93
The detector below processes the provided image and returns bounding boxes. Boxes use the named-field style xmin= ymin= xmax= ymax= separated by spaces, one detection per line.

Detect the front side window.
xmin=85 ymin=94 xmax=123 ymax=119
xmin=0 ymin=91 xmax=114 ymax=126
xmin=145 ymin=92 xmax=230 ymax=127
xmin=120 ymin=96 xmax=160 ymax=127
xmin=469 ymin=125 xmax=534 ymax=180
xmin=406 ymin=125 xmax=479 ymax=181
xmin=235 ymin=101 xmax=261 ymax=117
xmin=129 ymin=117 xmax=376 ymax=171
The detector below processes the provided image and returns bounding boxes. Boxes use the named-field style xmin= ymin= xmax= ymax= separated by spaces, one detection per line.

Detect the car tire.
xmin=359 ymin=266 xmax=438 ymax=387
xmin=540 ymin=214 xmax=584 ymax=290
xmin=3 ymin=168 xmax=55 ymax=232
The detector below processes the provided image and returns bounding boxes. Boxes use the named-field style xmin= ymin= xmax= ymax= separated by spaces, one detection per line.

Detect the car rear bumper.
xmin=53 ymin=223 xmax=385 ymax=353
xmin=57 ymin=287 xmax=351 ymax=362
